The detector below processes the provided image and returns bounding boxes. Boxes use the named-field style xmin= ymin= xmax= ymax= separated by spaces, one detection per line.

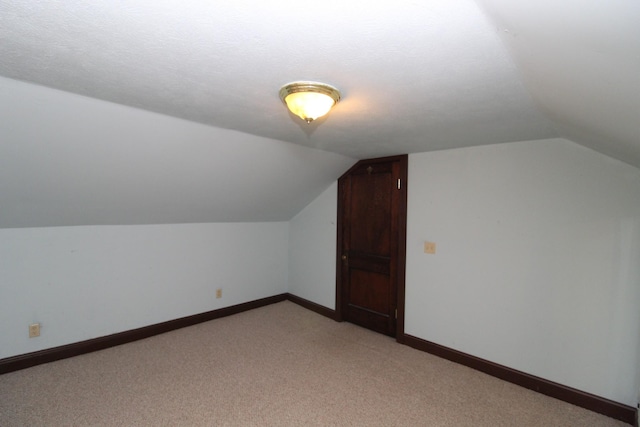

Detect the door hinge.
xmin=397 ymin=179 xmax=401 ymax=190
xmin=395 ymin=308 xmax=398 ymax=319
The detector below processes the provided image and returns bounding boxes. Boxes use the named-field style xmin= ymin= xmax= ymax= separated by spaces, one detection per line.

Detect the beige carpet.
xmin=0 ymin=301 xmax=629 ymax=426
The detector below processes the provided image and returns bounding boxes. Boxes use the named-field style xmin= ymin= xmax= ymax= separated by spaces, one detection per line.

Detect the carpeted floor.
xmin=0 ymin=301 xmax=629 ymax=426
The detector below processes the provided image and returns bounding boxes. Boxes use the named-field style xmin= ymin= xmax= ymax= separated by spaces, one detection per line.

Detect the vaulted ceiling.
xmin=0 ymin=1 xmax=638 ymax=228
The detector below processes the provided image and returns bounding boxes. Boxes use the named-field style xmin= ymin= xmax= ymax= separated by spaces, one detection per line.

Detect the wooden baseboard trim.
xmin=398 ymin=333 xmax=635 ymax=425
xmin=286 ymin=293 xmax=337 ymax=320
xmin=0 ymin=294 xmax=287 ymax=375
xmin=3 ymin=296 xmax=634 ymax=424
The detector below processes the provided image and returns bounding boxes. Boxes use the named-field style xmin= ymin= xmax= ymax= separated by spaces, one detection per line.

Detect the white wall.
xmin=0 ymin=222 xmax=288 ymax=359
xmin=406 ymin=138 xmax=640 ymax=406
xmin=288 ymin=183 xmax=339 ymax=309
xmin=3 ymin=136 xmax=638 ymax=408
xmin=285 ymin=138 xmax=640 ymax=407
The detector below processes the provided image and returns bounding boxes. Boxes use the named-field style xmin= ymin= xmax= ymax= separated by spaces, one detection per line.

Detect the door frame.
xmin=335 ymin=154 xmax=408 ymax=339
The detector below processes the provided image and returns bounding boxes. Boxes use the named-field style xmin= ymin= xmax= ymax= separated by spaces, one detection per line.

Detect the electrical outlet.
xmin=216 ymin=288 xmax=222 ymax=299
xmin=29 ymin=323 xmax=40 ymax=338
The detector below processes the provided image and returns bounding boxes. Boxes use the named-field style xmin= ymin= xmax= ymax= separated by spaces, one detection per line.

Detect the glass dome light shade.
xmin=279 ymin=82 xmax=341 ymax=123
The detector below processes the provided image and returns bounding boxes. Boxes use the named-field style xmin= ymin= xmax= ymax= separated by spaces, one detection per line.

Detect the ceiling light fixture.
xmin=279 ymin=81 xmax=341 ymax=123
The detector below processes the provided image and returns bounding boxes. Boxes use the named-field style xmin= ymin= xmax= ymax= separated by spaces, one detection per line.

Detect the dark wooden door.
xmin=337 ymin=155 xmax=407 ymax=337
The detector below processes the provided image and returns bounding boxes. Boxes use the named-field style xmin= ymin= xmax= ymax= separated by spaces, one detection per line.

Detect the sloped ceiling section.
xmin=0 ymin=1 xmax=638 ymax=228
xmin=476 ymin=0 xmax=640 ymax=167
xmin=0 ymin=77 xmax=355 ymax=228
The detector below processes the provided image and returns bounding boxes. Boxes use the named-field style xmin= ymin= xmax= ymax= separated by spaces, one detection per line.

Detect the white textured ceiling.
xmin=0 ymin=0 xmax=560 ymax=159
xmin=0 ymin=0 xmax=638 ymax=227
xmin=477 ymin=0 xmax=640 ymax=167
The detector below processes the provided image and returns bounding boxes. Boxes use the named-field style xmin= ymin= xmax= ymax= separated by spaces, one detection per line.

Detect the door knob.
xmin=341 ymin=254 xmax=347 ymax=260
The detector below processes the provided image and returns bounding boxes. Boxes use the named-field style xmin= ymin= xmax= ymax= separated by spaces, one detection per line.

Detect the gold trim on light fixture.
xmin=279 ymin=81 xmax=341 ymax=123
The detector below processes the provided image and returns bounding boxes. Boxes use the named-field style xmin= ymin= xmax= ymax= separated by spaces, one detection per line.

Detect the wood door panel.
xmin=337 ymin=155 xmax=408 ymax=338
xmin=347 ymin=253 xmax=390 ymax=275
xmin=346 ymin=305 xmax=391 ymax=335
xmin=348 ymin=269 xmax=390 ymax=314
xmin=349 ymin=172 xmax=391 ymax=256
